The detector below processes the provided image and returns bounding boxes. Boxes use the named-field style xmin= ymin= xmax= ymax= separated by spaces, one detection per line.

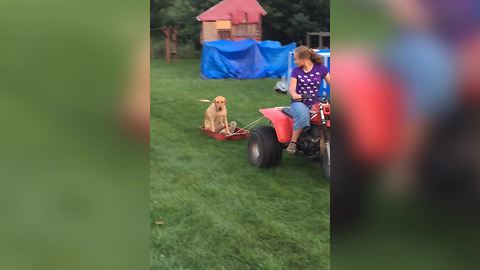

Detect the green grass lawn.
xmin=150 ymin=59 xmax=330 ymax=269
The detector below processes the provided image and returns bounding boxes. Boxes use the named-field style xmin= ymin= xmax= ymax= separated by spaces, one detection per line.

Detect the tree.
xmin=261 ymin=0 xmax=329 ymax=44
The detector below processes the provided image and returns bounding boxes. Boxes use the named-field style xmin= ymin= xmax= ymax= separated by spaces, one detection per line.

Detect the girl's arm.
xmin=324 ymin=73 xmax=331 ymax=85
xmin=290 ymin=78 xmax=302 ymax=99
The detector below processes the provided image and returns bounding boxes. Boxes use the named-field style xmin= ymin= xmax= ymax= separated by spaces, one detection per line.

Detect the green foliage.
xmin=150 ymin=60 xmax=330 ymax=269
xmin=261 ymin=0 xmax=330 ymax=44
xmin=151 ymin=0 xmax=329 ymax=49
xmin=151 ymin=37 xmax=201 ymax=59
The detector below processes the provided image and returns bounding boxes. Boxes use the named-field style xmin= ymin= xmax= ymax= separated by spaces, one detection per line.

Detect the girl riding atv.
xmin=287 ymin=46 xmax=331 ymax=154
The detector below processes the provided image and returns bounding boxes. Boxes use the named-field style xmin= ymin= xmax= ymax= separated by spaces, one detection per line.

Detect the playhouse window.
xmin=218 ymin=30 xmax=231 ymax=40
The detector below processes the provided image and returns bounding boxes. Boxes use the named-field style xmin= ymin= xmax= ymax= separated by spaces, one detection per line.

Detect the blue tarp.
xmin=201 ymin=39 xmax=296 ymax=79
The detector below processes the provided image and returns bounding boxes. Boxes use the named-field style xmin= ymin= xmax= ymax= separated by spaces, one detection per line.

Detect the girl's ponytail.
xmin=309 ymin=48 xmax=323 ymax=64
xmin=295 ymin=45 xmax=323 ymax=64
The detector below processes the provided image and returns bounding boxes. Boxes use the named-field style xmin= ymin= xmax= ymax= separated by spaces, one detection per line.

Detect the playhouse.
xmin=196 ymin=0 xmax=267 ymax=43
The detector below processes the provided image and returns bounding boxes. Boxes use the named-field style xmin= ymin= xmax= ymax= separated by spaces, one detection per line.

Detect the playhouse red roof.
xmin=196 ymin=0 xmax=267 ymax=24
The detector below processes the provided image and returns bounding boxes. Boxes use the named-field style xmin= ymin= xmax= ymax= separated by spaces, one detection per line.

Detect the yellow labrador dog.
xmin=204 ymin=96 xmax=235 ymax=134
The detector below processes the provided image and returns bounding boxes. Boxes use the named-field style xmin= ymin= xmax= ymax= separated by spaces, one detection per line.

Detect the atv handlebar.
xmin=291 ymin=94 xmax=330 ymax=103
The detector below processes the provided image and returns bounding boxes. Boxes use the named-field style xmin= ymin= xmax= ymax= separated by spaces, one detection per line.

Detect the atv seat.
xmin=281 ymin=107 xmax=293 ymax=118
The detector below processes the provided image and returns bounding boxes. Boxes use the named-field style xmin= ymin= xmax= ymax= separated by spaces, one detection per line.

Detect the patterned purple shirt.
xmin=291 ymin=63 xmax=329 ymax=106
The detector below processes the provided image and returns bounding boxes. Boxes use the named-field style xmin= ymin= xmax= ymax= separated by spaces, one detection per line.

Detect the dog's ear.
xmin=212 ymin=97 xmax=217 ymax=104
xmin=224 ymin=98 xmax=227 ymax=104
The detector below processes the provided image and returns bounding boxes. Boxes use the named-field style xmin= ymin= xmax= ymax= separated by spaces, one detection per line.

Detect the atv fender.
xmin=259 ymin=108 xmax=293 ymax=143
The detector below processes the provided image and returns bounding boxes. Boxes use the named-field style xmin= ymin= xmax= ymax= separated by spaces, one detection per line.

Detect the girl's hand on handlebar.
xmin=291 ymin=93 xmax=302 ymax=100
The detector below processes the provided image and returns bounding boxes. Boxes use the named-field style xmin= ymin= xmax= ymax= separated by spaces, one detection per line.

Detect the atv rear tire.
xmin=248 ymin=125 xmax=283 ymax=168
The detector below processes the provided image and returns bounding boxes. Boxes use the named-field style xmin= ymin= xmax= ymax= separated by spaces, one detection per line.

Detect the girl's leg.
xmin=288 ymin=102 xmax=310 ymax=153
xmin=291 ymin=129 xmax=303 ymax=143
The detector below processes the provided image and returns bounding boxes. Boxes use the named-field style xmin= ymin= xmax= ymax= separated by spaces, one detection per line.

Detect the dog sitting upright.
xmin=204 ymin=96 xmax=235 ymax=135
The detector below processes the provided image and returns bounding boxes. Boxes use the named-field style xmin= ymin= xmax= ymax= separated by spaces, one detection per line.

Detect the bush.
xmin=150 ymin=36 xmax=164 ymax=59
xmin=150 ymin=38 xmax=201 ymax=60
xmin=176 ymin=43 xmax=201 ymax=59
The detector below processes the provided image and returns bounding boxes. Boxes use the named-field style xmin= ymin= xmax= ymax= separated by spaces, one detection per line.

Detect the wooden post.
xmin=161 ymin=27 xmax=171 ymax=64
xmin=172 ymin=28 xmax=178 ymax=64
xmin=258 ymin=19 xmax=262 ymax=40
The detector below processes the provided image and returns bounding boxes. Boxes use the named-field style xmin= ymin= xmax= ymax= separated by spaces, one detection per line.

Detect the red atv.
xmin=247 ymin=95 xmax=331 ymax=180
